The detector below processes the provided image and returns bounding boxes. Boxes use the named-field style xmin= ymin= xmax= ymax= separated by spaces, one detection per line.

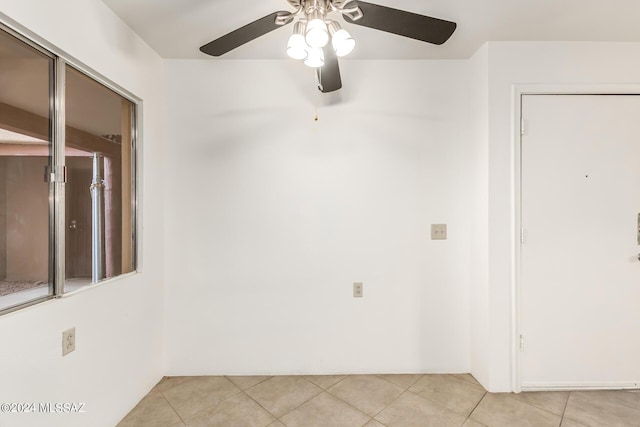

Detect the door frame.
xmin=511 ymin=84 xmax=640 ymax=392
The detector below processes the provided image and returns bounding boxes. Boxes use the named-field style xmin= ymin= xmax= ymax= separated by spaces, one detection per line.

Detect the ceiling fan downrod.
xmin=277 ymin=0 xmax=363 ymax=26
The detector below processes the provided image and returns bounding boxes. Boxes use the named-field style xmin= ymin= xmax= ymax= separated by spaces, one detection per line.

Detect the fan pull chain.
xmin=314 ymin=77 xmax=320 ymax=121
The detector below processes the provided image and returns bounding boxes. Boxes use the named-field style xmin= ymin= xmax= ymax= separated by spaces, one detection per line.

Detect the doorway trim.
xmin=511 ymin=84 xmax=640 ymax=392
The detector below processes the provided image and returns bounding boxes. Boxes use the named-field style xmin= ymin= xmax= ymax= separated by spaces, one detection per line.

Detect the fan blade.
xmin=343 ymin=1 xmax=456 ymax=45
xmin=317 ymin=44 xmax=342 ymax=93
xmin=200 ymin=12 xmax=291 ymax=56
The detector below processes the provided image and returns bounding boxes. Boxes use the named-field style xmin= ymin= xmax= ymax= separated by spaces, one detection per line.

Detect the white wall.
xmin=0 ymin=1 xmax=165 ymax=426
xmin=467 ymin=44 xmax=490 ymax=388
xmin=164 ymin=41 xmax=640 ymax=392
xmin=164 ymin=59 xmax=473 ymax=375
xmin=484 ymin=41 xmax=640 ymax=391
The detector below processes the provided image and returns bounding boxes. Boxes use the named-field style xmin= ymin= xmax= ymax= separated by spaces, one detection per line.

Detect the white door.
xmin=520 ymin=94 xmax=640 ymax=389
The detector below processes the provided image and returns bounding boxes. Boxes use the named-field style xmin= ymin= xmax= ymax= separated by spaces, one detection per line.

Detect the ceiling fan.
xmin=200 ymin=0 xmax=457 ymax=93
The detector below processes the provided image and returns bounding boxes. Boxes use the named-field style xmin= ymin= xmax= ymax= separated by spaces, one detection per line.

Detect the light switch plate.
xmin=431 ymin=224 xmax=447 ymax=240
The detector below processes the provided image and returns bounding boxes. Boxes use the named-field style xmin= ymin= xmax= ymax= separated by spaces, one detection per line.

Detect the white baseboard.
xmin=521 ymin=381 xmax=640 ymax=392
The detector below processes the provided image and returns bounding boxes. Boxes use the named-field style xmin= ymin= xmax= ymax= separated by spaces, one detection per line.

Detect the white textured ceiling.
xmin=101 ymin=0 xmax=640 ymax=59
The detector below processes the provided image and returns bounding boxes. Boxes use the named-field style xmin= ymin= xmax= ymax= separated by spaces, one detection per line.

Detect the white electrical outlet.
xmin=62 ymin=327 xmax=75 ymax=356
xmin=353 ymin=282 xmax=363 ymax=298
xmin=431 ymin=224 xmax=447 ymax=240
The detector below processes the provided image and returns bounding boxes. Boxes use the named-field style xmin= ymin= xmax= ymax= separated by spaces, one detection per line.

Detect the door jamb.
xmin=511 ymin=84 xmax=640 ymax=393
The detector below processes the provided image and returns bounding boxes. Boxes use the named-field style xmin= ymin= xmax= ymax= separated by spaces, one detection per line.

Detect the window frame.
xmin=0 ymin=20 xmax=141 ymax=316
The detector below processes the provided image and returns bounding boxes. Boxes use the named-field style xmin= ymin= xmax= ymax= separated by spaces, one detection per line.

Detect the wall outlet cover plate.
xmin=62 ymin=327 xmax=75 ymax=356
xmin=353 ymin=282 xmax=363 ymax=298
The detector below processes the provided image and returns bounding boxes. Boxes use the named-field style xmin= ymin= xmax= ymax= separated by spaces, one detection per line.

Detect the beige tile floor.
xmin=118 ymin=374 xmax=640 ymax=427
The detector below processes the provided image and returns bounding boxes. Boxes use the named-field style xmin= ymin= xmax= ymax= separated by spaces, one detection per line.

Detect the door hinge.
xmin=520 ymin=228 xmax=525 ymax=244
xmin=519 ymin=334 xmax=525 ymax=352
xmin=520 ymin=118 xmax=526 ymax=136
xmin=44 ymin=166 xmax=67 ymax=183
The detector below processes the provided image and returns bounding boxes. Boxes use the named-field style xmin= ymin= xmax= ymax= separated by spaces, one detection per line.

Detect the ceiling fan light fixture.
xmin=304 ymin=47 xmax=325 ymax=68
xmin=305 ymin=10 xmax=329 ymax=48
xmin=287 ymin=22 xmax=308 ymax=59
xmin=328 ymin=21 xmax=355 ymax=57
xmin=200 ymin=0 xmax=458 ymax=93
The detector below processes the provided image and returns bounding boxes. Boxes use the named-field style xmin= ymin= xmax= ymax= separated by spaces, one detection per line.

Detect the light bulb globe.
xmin=332 ymin=29 xmax=355 ymax=57
xmin=304 ymin=47 xmax=325 ymax=68
xmin=287 ymin=34 xmax=308 ymax=60
xmin=305 ymin=18 xmax=329 ymax=48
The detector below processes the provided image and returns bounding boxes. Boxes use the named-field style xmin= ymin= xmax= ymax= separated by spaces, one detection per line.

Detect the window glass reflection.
xmin=65 ymin=66 xmax=135 ymax=288
xmin=0 ymin=30 xmax=53 ymax=310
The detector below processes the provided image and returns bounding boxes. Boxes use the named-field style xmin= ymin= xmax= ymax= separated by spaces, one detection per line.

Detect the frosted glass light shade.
xmin=305 ymin=18 xmax=329 ymax=48
xmin=332 ymin=29 xmax=355 ymax=57
xmin=287 ymin=34 xmax=308 ymax=60
xmin=304 ymin=47 xmax=325 ymax=68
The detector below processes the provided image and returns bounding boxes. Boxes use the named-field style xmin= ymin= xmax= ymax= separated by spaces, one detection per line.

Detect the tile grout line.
xmin=466 ymin=390 xmax=488 ymax=423
xmin=366 ymin=416 xmax=390 ymax=427
xmin=275 ymin=390 xmax=322 ymax=421
xmin=442 ymin=374 xmax=487 ymax=392
xmin=155 ymin=378 xmax=195 ymax=423
xmin=404 ymin=383 xmax=486 ymax=420
xmin=462 ymin=413 xmax=489 ymax=427
xmin=560 ymin=391 xmax=640 ymax=425
xmin=176 ymin=386 xmax=246 ymax=424
xmin=241 ymin=376 xmax=321 ymax=422
xmin=446 ymin=373 xmax=484 ymax=388
xmin=501 ymin=392 xmax=568 ymax=419
xmin=324 ymin=376 xmax=405 ymax=421
xmin=560 ymin=390 xmax=571 ymax=425
xmin=613 ymin=400 xmax=640 ymax=413
xmin=137 ymin=377 xmax=191 ymax=425
xmin=320 ymin=387 xmax=375 ymax=421
xmin=324 ymin=388 xmax=382 ymax=420
xmin=159 ymin=376 xmax=199 ymax=395
xmin=596 ymin=392 xmax=640 ymax=413
xmin=226 ymin=375 xmax=274 ymax=391
xmin=371 ymin=388 xmax=410 ymax=420
xmin=375 ymin=384 xmax=485 ymax=423
xmin=382 ymin=373 xmax=484 ymax=420
xmin=240 ymin=389 xmax=281 ymax=423
xmin=374 ymin=373 xmax=424 ymax=390
xmin=304 ymin=375 xmax=347 ymax=390
xmin=397 ymin=373 xmax=488 ymax=421
xmin=247 ymin=376 xmax=357 ymax=424
xmin=270 ymin=376 xmax=325 ymax=421
xmin=159 ymin=390 xmax=189 ymax=425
